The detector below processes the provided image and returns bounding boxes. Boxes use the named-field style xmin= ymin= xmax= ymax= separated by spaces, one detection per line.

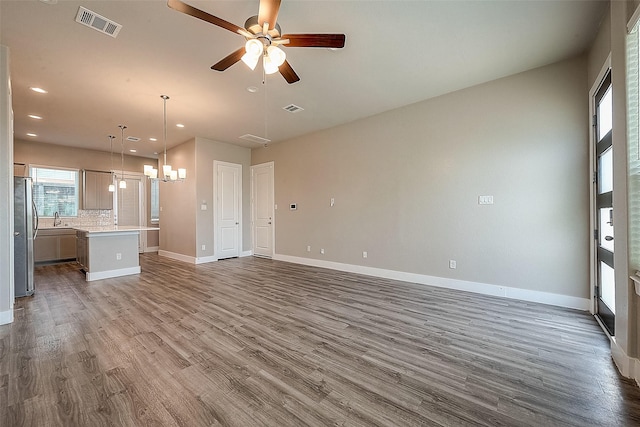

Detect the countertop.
xmin=73 ymin=226 xmax=160 ymax=234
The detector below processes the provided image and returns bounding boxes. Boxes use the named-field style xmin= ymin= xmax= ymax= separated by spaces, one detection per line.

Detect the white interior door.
xmin=215 ymin=161 xmax=241 ymax=259
xmin=251 ymin=162 xmax=274 ymax=258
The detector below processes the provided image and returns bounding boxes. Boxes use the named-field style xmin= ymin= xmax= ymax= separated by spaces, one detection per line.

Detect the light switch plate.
xmin=478 ymin=195 xmax=494 ymax=205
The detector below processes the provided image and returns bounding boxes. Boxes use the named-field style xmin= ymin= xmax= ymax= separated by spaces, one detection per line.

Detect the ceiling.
xmin=0 ymin=0 xmax=607 ymax=159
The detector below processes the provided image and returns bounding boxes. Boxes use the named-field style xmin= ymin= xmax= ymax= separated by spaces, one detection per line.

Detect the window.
xmin=29 ymin=166 xmax=79 ymax=217
xmin=628 ymin=21 xmax=640 ymax=270
xmin=150 ymin=179 xmax=159 ymax=223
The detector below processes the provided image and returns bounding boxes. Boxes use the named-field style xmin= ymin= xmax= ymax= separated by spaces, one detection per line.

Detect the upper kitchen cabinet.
xmin=83 ymin=170 xmax=113 ymax=210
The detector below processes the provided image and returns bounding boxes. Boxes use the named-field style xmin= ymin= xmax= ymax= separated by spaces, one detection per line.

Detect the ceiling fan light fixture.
xmin=263 ymin=55 xmax=279 ymax=74
xmin=242 ymin=38 xmax=263 ymax=70
xmin=242 ymin=51 xmax=260 ymax=70
xmin=266 ymin=45 xmax=286 ymax=67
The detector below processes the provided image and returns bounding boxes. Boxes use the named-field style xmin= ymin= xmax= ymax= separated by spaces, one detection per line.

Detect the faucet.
xmin=53 ymin=212 xmax=61 ymax=227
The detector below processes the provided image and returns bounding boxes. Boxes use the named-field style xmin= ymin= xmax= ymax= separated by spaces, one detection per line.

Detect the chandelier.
xmin=144 ymin=95 xmax=186 ymax=182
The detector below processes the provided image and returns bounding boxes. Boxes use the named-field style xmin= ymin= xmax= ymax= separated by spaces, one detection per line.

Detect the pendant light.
xmin=144 ymin=94 xmax=185 ymax=182
xmin=118 ymin=125 xmax=127 ymax=189
xmin=107 ymin=135 xmax=116 ymax=192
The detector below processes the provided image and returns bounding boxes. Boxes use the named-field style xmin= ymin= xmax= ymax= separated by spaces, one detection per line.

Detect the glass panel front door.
xmin=594 ymin=71 xmax=614 ymax=335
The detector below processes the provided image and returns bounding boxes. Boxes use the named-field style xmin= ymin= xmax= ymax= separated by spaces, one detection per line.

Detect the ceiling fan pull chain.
xmin=264 ymin=76 xmax=268 ymax=141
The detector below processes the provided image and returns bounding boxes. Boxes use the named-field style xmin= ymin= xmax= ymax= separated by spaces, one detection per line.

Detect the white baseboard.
xmin=158 ymin=250 xmax=197 ymax=264
xmin=86 ymin=266 xmax=141 ymax=282
xmin=611 ymin=336 xmax=640 ymax=385
xmin=160 ymin=249 xmax=253 ymax=264
xmin=273 ymin=254 xmax=591 ymax=311
xmin=159 ymin=250 xmax=218 ymax=264
xmin=145 ymin=246 xmax=159 ymax=253
xmin=0 ymin=309 xmax=13 ymax=325
xmin=195 ymin=255 xmax=218 ymax=265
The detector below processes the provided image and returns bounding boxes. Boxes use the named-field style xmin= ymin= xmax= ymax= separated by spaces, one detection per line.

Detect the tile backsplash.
xmin=39 ymin=210 xmax=114 ymax=228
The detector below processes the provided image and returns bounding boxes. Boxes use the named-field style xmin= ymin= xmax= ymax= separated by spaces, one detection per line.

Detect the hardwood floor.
xmin=2 ymin=254 xmax=640 ymax=426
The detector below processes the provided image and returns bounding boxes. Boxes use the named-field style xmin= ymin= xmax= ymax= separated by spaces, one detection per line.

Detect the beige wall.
xmin=253 ymin=55 xmax=589 ymax=300
xmin=159 ymin=138 xmax=197 ymax=257
xmin=588 ymin=6 xmax=611 ymax=86
xmin=158 ymin=137 xmax=251 ymax=260
xmin=1 ymin=45 xmax=14 ymax=324
xmin=195 ymin=137 xmax=252 ymax=257
xmin=14 ymin=139 xmax=155 ymax=209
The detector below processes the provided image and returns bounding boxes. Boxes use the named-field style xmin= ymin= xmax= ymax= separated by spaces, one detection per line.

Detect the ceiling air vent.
xmin=240 ymin=134 xmax=271 ymax=144
xmin=75 ymin=6 xmax=122 ymax=38
xmin=126 ymin=136 xmax=140 ymax=142
xmin=283 ymin=104 xmax=304 ymax=113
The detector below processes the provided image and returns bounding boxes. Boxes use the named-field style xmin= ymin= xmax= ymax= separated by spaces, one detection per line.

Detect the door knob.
xmin=14 ymin=231 xmax=20 ymax=236
xmin=605 ymin=236 xmax=614 ymax=241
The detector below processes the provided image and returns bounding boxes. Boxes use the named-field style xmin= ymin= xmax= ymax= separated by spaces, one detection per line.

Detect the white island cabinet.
xmin=74 ymin=226 xmax=159 ymax=281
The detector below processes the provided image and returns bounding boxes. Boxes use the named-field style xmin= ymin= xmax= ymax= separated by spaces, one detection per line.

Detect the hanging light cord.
xmin=119 ymin=125 xmax=127 ymax=183
xmin=161 ymin=95 xmax=169 ymax=169
xmin=108 ymin=135 xmax=115 ymax=173
xmin=264 ymin=75 xmax=269 ymax=142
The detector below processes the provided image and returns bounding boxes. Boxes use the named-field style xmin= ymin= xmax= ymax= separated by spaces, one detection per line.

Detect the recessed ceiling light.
xmin=247 ymin=86 xmax=258 ymax=93
xmin=30 ymin=87 xmax=47 ymax=94
xmin=26 ymin=133 xmax=37 ymax=137
xmin=176 ymin=124 xmax=185 ymax=128
xmin=149 ymin=137 xmax=157 ymax=142
xmin=129 ymin=149 xmax=137 ymax=153
xmin=153 ymin=152 xmax=158 ymax=155
xmin=28 ymin=114 xmax=42 ymax=120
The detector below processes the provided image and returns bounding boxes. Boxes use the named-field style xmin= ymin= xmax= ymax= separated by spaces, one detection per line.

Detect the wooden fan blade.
xmin=211 ymin=47 xmax=246 ymax=71
xmin=280 ymin=34 xmax=346 ymax=48
xmin=167 ymin=0 xmax=245 ymax=35
xmin=279 ymin=60 xmax=300 ymax=84
xmin=258 ymin=0 xmax=281 ymax=31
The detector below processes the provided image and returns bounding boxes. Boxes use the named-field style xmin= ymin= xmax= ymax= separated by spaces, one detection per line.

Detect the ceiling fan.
xmin=167 ymin=0 xmax=346 ymax=84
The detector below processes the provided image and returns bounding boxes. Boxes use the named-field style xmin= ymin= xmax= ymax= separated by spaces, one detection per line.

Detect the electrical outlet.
xmin=116 ymin=253 xmax=122 ymax=260
xmin=363 ymin=251 xmax=368 ymax=258
xmin=449 ymin=260 xmax=456 ymax=269
xmin=320 ymin=248 xmax=325 ymax=255
xmin=201 ymin=244 xmax=206 ymax=251
xmin=307 ymin=245 xmax=311 ymax=252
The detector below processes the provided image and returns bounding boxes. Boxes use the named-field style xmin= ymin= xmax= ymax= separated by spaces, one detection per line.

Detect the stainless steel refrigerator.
xmin=14 ymin=176 xmax=38 ymax=297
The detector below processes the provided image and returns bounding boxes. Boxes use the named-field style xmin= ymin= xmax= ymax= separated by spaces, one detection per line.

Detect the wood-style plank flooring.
xmin=1 ymin=254 xmax=640 ymax=426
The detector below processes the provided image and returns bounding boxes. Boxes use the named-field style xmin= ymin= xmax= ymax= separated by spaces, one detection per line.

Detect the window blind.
xmin=627 ymin=23 xmax=640 ymax=271
xmin=117 ymin=177 xmax=140 ymax=226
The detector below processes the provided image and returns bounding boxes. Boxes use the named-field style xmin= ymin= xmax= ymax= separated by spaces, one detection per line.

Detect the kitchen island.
xmin=74 ymin=226 xmax=159 ymax=281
